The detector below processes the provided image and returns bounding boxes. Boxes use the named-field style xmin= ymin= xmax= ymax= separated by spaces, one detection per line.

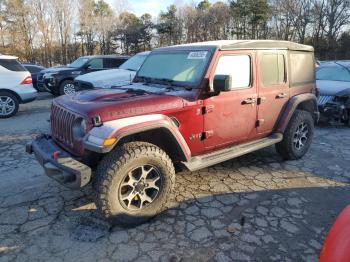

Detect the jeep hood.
xmin=75 ymin=68 xmax=135 ymax=89
xmin=54 ymin=86 xmax=185 ymax=122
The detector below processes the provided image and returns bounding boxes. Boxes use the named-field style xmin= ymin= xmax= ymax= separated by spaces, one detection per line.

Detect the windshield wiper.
xmin=154 ymin=78 xmax=193 ymax=91
xmin=124 ymin=68 xmax=137 ymax=72
xmin=137 ymin=76 xmax=152 ymax=85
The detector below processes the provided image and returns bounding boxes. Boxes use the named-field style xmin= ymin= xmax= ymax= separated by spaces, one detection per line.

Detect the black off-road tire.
xmin=95 ymin=142 xmax=175 ymax=227
xmin=276 ymin=109 xmax=314 ymax=160
xmin=0 ymin=91 xmax=19 ymax=118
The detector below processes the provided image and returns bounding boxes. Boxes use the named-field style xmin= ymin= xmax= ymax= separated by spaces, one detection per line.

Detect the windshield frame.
xmin=134 ymin=49 xmax=214 ymax=88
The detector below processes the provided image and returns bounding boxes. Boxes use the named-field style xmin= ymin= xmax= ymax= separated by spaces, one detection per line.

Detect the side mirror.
xmin=84 ymin=64 xmax=92 ymax=70
xmin=213 ymin=75 xmax=232 ymax=93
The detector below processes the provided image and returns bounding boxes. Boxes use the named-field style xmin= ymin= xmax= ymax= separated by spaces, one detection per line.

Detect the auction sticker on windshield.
xmin=187 ymin=51 xmax=208 ymax=59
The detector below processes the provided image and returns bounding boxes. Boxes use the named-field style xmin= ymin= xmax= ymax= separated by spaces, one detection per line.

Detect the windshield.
xmin=136 ymin=51 xmax=211 ymax=86
xmin=119 ymin=54 xmax=148 ymax=71
xmin=316 ymin=66 xmax=350 ymax=82
xmin=69 ymin=57 xmax=89 ymax=68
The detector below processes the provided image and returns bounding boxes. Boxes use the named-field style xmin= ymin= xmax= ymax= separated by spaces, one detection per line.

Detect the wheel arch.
xmin=116 ymin=127 xmax=189 ymax=162
xmin=85 ymin=114 xmax=191 ymax=163
xmin=276 ymin=93 xmax=318 ymax=133
xmin=0 ymin=89 xmax=22 ymax=103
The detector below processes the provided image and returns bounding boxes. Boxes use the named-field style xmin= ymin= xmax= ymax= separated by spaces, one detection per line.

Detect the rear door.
xmin=203 ymin=51 xmax=258 ymax=149
xmin=257 ymin=51 xmax=289 ymax=135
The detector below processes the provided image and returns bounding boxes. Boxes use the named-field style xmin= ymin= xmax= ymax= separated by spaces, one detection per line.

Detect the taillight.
xmin=21 ymin=76 xmax=32 ymax=85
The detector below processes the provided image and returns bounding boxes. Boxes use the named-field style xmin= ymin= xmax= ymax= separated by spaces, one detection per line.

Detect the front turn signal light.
xmin=103 ymin=138 xmax=116 ymax=147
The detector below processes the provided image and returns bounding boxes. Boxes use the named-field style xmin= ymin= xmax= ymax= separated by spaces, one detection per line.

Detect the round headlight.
xmin=72 ymin=118 xmax=87 ymax=138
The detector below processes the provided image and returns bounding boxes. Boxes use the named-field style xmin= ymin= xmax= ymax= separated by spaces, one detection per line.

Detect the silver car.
xmin=316 ymin=61 xmax=350 ymax=126
xmin=0 ymin=55 xmax=37 ymax=118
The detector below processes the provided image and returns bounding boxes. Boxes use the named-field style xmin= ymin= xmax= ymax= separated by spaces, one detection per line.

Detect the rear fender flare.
xmin=276 ymin=93 xmax=318 ymax=133
xmin=86 ymin=114 xmax=191 ymax=161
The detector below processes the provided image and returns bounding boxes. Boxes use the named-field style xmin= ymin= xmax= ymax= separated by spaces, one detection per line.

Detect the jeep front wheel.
xmin=95 ymin=142 xmax=175 ymax=226
xmin=276 ymin=109 xmax=314 ymax=160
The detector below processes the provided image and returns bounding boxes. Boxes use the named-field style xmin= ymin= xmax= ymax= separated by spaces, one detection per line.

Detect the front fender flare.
xmin=84 ymin=114 xmax=191 ymax=161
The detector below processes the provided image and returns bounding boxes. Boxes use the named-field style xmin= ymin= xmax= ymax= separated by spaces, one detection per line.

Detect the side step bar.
xmin=183 ymin=133 xmax=283 ymax=172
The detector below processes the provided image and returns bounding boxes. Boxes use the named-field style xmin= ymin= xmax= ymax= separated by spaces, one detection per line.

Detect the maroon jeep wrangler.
xmin=27 ymin=40 xmax=318 ymax=226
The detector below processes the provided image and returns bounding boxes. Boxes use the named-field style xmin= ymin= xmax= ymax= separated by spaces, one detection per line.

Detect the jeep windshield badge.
xmin=92 ymin=115 xmax=102 ymax=127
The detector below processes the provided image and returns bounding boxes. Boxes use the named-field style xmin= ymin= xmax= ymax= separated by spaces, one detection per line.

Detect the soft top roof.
xmin=156 ymin=40 xmax=314 ymax=52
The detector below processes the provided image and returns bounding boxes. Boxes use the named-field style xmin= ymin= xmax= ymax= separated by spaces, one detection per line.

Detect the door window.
xmin=88 ymin=58 xmax=103 ymax=69
xmin=214 ymin=55 xmax=251 ymax=89
xmin=104 ymin=58 xmax=127 ymax=69
xmin=261 ymin=54 xmax=285 ymax=86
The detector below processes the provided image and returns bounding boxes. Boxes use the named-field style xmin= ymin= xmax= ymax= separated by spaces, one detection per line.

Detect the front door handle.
xmin=242 ymin=98 xmax=257 ymax=104
xmin=276 ymin=93 xmax=288 ymax=99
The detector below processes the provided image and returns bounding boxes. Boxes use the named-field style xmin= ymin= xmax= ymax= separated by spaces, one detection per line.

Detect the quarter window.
xmin=0 ymin=59 xmax=26 ymax=72
xmin=214 ymin=55 xmax=251 ymax=89
xmin=261 ymin=54 xmax=285 ymax=86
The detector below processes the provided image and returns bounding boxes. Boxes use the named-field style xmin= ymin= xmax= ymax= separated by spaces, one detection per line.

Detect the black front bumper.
xmin=26 ymin=135 xmax=91 ymax=189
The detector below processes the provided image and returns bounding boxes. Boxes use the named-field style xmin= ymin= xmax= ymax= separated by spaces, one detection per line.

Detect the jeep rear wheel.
xmin=95 ymin=142 xmax=175 ymax=227
xmin=276 ymin=109 xmax=314 ymax=160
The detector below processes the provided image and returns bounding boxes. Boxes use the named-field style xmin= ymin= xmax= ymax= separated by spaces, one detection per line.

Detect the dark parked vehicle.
xmin=316 ymin=61 xmax=350 ymax=126
xmin=27 ymin=40 xmax=318 ymax=226
xmin=22 ymin=64 xmax=46 ymax=91
xmin=37 ymin=55 xmax=130 ymax=96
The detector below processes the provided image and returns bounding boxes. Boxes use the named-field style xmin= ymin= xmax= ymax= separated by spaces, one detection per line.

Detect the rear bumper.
xmin=11 ymin=84 xmax=37 ymax=103
xmin=26 ymin=134 xmax=92 ymax=189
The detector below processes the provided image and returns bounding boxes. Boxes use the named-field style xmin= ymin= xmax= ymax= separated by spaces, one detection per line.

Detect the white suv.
xmin=0 ymin=55 xmax=37 ymax=118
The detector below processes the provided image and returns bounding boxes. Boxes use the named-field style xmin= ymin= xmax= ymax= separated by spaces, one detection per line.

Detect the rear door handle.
xmin=276 ymin=93 xmax=288 ymax=99
xmin=242 ymin=98 xmax=257 ymax=104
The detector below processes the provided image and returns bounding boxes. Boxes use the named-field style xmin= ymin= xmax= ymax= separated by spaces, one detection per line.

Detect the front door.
xmin=203 ymin=51 xmax=258 ymax=150
xmin=257 ymin=51 xmax=289 ymax=135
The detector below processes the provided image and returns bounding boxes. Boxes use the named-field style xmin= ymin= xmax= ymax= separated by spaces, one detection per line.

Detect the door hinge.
xmin=256 ymin=119 xmax=265 ymax=127
xmin=202 ymin=105 xmax=214 ymax=114
xmin=201 ymin=130 xmax=214 ymax=140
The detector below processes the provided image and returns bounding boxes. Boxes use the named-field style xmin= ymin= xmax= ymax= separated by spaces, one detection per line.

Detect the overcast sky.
xmin=106 ymin=0 xmax=221 ymax=16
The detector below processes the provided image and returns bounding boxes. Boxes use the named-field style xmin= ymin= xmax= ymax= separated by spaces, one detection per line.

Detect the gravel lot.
xmin=0 ymin=93 xmax=350 ymax=262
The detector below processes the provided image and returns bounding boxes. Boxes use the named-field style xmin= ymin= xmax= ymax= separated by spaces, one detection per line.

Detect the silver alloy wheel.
xmin=293 ymin=122 xmax=309 ymax=150
xmin=0 ymin=96 xmax=16 ymax=116
xmin=119 ymin=165 xmax=162 ymax=210
xmin=63 ymin=83 xmax=76 ymax=95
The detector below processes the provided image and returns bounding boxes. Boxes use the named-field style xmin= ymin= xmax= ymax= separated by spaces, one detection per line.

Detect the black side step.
xmin=183 ymin=133 xmax=283 ymax=172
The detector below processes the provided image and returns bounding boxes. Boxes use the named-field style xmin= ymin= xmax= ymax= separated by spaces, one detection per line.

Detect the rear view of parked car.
xmin=0 ymin=55 xmax=37 ymax=118
xmin=317 ymin=61 xmax=350 ymax=126
xmin=74 ymin=51 xmax=150 ymax=91
xmin=37 ymin=55 xmax=130 ymax=96
xmin=22 ymin=63 xmax=46 ymax=91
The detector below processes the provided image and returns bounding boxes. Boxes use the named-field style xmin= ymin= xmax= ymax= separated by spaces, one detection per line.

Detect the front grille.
xmin=51 ymin=103 xmax=78 ymax=147
xmin=318 ymin=95 xmax=334 ymax=106
xmin=37 ymin=74 xmax=43 ymax=81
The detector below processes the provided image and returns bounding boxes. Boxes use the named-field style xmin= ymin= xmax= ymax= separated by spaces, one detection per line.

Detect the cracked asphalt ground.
xmin=1 ymin=93 xmax=350 ymax=262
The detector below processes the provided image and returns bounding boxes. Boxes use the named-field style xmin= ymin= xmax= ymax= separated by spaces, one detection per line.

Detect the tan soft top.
xmin=170 ymin=40 xmax=314 ymax=52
